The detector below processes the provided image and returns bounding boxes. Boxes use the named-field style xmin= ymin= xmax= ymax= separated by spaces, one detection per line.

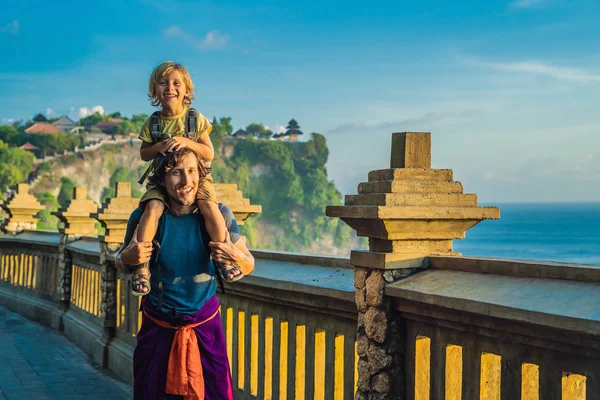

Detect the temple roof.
xmin=285 ymin=118 xmax=303 ymax=136
xmin=32 ymin=113 xmax=48 ymax=122
xmin=232 ymin=128 xmax=249 ymax=137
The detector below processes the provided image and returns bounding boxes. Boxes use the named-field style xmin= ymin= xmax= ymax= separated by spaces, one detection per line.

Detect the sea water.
xmin=454 ymin=203 xmax=600 ymax=265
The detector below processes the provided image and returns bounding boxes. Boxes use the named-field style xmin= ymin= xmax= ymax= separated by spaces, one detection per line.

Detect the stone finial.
xmin=94 ymin=182 xmax=139 ymax=246
xmin=1 ymin=183 xmax=44 ymax=233
xmin=214 ymin=183 xmax=262 ymax=226
xmin=326 ymin=132 xmax=500 ymax=269
xmin=54 ymin=187 xmax=99 ymax=236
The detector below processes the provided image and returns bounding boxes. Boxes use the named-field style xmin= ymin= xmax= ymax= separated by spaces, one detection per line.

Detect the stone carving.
xmin=95 ymin=182 xmax=139 ymax=247
xmin=54 ymin=187 xmax=98 ymax=236
xmin=214 ymin=183 xmax=261 ymax=225
xmin=99 ymin=242 xmax=116 ymax=328
xmin=1 ymin=183 xmax=43 ymax=234
xmin=327 ymin=132 xmax=500 ymax=399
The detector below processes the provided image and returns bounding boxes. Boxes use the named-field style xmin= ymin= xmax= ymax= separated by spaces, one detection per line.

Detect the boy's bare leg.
xmin=133 ymin=200 xmax=164 ymax=294
xmin=197 ymin=200 xmax=242 ymax=280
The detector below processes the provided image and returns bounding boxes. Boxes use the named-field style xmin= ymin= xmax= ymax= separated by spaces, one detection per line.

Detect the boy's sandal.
xmin=218 ymin=263 xmax=244 ymax=283
xmin=131 ymin=272 xmax=151 ymax=296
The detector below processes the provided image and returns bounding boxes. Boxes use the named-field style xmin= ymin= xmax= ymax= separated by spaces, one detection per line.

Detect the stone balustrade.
xmin=0 ymin=132 xmax=599 ymax=400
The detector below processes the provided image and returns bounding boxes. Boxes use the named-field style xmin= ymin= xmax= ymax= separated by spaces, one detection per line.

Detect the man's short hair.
xmin=147 ymin=148 xmax=208 ymax=187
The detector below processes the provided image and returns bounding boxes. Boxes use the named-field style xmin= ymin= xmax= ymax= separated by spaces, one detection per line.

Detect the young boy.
xmin=132 ymin=61 xmax=242 ymax=295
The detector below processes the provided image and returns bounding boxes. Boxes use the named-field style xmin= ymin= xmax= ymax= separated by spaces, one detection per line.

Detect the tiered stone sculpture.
xmin=1 ymin=183 xmax=44 ymax=234
xmin=54 ymin=187 xmax=99 ymax=237
xmin=93 ymin=181 xmax=140 ymax=335
xmin=326 ymin=132 xmax=499 ymax=399
xmin=53 ymin=187 xmax=98 ymax=308
xmin=95 ymin=182 xmax=139 ymax=251
xmin=214 ymin=183 xmax=262 ymax=225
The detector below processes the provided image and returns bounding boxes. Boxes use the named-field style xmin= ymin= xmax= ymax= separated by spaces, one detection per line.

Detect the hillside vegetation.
xmin=18 ymin=118 xmax=361 ymax=255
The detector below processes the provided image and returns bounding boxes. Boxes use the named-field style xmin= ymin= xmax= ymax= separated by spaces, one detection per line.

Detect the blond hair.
xmin=147 ymin=61 xmax=195 ymax=107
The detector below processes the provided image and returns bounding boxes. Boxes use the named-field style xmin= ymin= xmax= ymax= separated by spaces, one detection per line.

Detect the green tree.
xmin=246 ymin=123 xmax=273 ymax=139
xmin=219 ymin=117 xmax=233 ymax=136
xmin=131 ymin=114 xmax=148 ymax=132
xmin=36 ymin=191 xmax=60 ymax=230
xmin=0 ymin=125 xmax=20 ymax=147
xmin=57 ymin=177 xmax=77 ymax=207
xmin=0 ymin=141 xmax=35 ymax=190
xmin=79 ymin=112 xmax=105 ymax=127
xmin=100 ymin=166 xmax=144 ymax=202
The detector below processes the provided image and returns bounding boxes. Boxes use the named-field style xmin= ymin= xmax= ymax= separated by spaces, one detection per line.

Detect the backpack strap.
xmin=185 ymin=108 xmax=199 ymax=141
xmin=150 ymin=111 xmax=163 ymax=142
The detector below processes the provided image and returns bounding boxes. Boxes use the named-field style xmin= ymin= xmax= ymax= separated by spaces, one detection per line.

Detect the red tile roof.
xmin=19 ymin=142 xmax=39 ymax=150
xmin=25 ymin=122 xmax=63 ymax=134
xmin=93 ymin=118 xmax=123 ymax=131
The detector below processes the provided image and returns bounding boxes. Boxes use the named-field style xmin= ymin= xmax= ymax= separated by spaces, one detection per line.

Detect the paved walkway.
xmin=0 ymin=306 xmax=132 ymax=400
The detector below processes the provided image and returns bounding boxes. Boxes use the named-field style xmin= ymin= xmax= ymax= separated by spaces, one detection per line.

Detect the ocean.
xmin=453 ymin=203 xmax=600 ymax=265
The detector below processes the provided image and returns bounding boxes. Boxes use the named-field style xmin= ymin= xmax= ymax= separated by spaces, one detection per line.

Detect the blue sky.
xmin=1 ymin=0 xmax=600 ymax=202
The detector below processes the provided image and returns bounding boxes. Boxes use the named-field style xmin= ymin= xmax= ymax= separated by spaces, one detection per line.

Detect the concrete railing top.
xmin=0 ymin=230 xmax=61 ymax=246
xmin=386 ymin=257 xmax=600 ymax=336
xmin=0 ymin=231 xmax=355 ymax=302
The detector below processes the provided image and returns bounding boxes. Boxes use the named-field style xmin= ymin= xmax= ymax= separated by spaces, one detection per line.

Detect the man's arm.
xmin=115 ymin=211 xmax=153 ymax=274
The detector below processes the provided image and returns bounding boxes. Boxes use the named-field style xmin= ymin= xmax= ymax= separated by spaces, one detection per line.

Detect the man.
xmin=116 ymin=147 xmax=254 ymax=399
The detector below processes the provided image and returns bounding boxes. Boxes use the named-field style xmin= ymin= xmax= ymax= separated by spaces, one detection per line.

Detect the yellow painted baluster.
xmin=264 ymin=317 xmax=273 ymax=400
xmin=415 ymin=336 xmax=431 ymax=400
xmin=280 ymin=321 xmax=289 ymax=400
xmin=445 ymin=345 xmax=462 ymax=400
xmin=562 ymin=373 xmax=586 ymax=400
xmin=313 ymin=329 xmax=326 ymax=400
xmin=238 ymin=310 xmax=246 ymax=389
xmin=480 ymin=353 xmax=501 ymax=400
xmin=251 ymin=314 xmax=259 ymax=396
xmin=295 ymin=325 xmax=306 ymax=400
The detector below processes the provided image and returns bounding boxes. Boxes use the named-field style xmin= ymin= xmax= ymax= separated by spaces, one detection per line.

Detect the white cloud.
xmin=201 ymin=30 xmax=229 ymax=50
xmin=69 ymin=105 xmax=105 ymax=120
xmin=163 ymin=26 xmax=229 ymax=50
xmin=0 ymin=20 xmax=19 ymax=35
xmin=273 ymin=124 xmax=286 ymax=133
xmin=1 ymin=117 xmax=15 ymax=124
xmin=465 ymin=55 xmax=600 ymax=83
xmin=509 ymin=0 xmax=543 ymax=9
xmin=45 ymin=108 xmax=54 ymax=117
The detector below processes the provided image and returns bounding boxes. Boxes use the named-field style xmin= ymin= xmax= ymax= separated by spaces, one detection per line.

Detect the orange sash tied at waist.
xmin=144 ymin=309 xmax=219 ymax=400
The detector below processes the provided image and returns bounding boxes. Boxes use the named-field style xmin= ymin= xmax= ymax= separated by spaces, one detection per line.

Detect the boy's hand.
xmin=156 ymin=141 xmax=168 ymax=156
xmin=163 ymin=137 xmax=191 ymax=153
xmin=209 ymin=233 xmax=241 ymax=264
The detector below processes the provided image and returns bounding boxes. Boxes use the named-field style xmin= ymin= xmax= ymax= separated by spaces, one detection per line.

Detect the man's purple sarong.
xmin=134 ymin=295 xmax=234 ymax=400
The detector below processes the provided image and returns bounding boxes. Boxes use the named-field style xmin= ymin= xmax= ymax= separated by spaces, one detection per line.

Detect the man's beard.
xmin=169 ymin=193 xmax=195 ymax=207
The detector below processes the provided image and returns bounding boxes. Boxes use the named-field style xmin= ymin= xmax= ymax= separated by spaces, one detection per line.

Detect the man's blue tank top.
xmin=126 ymin=208 xmax=216 ymax=315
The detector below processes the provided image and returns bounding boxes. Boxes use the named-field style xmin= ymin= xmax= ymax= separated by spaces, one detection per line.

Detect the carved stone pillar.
xmin=52 ymin=187 xmax=99 ymax=331
xmin=54 ymin=187 xmax=99 ymax=237
xmin=327 ymin=132 xmax=500 ymax=399
xmin=96 ymin=182 xmax=139 ymax=248
xmin=1 ymin=183 xmax=43 ymax=234
xmin=94 ymin=182 xmax=139 ymax=330
xmin=214 ymin=183 xmax=262 ymax=225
